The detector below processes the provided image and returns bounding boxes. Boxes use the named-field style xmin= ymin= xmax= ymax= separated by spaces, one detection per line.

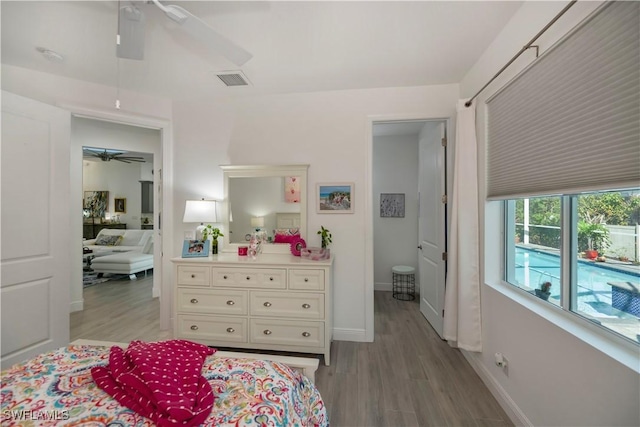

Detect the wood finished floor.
xmin=71 ymin=279 xmax=512 ymax=427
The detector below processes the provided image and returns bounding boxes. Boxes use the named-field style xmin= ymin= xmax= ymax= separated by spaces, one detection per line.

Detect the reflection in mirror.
xmin=228 ymin=176 xmax=301 ymax=243
xmin=221 ymin=165 xmax=309 ymax=251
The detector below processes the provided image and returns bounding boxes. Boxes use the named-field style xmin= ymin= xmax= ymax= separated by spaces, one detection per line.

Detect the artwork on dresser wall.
xmin=380 ymin=193 xmax=405 ymax=218
xmin=114 ymin=198 xmax=126 ymax=213
xmin=317 ymin=183 xmax=354 ymax=214
xmin=83 ymin=191 xmax=109 ymax=218
xmin=182 ymin=239 xmax=210 ymax=258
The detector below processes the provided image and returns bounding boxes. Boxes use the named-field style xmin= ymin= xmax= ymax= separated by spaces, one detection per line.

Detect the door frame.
xmin=365 ymin=114 xmax=453 ymax=342
xmin=61 ymin=103 xmax=174 ymax=331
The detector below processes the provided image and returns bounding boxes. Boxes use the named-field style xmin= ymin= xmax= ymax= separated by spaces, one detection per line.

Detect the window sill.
xmin=485 ymin=279 xmax=640 ymax=373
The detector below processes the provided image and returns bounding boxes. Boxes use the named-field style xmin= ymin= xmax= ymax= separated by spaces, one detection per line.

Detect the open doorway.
xmin=369 ymin=118 xmax=449 ymax=339
xmin=71 ymin=116 xmax=167 ymax=342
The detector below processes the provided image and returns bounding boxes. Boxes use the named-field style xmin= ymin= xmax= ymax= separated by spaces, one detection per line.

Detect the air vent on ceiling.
xmin=215 ymin=70 xmax=251 ymax=87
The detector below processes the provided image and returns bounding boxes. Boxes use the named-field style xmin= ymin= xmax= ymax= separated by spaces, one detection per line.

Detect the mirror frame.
xmin=220 ymin=164 xmax=309 ymax=253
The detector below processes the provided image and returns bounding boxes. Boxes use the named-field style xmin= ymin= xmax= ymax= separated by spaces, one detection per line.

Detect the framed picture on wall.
xmin=114 ymin=198 xmax=126 ymax=213
xmin=317 ymin=183 xmax=354 ymax=214
xmin=83 ymin=191 xmax=109 ymax=218
xmin=380 ymin=193 xmax=405 ymax=218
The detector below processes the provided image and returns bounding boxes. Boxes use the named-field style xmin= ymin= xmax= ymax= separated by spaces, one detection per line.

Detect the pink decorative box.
xmin=301 ymin=247 xmax=330 ymax=260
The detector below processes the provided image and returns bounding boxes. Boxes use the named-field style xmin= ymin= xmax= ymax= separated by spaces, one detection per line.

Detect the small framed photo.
xmin=317 ymin=183 xmax=354 ymax=214
xmin=182 ymin=239 xmax=210 ymax=258
xmin=380 ymin=193 xmax=405 ymax=218
xmin=114 ymin=198 xmax=126 ymax=213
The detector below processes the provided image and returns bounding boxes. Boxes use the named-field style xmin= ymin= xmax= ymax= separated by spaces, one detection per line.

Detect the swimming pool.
xmin=513 ymin=247 xmax=640 ymax=318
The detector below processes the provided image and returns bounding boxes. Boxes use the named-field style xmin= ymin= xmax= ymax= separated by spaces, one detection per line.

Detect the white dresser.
xmin=172 ymin=253 xmax=333 ymax=365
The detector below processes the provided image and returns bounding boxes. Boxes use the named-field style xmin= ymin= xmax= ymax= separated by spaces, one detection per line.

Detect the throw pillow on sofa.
xmin=95 ymin=234 xmax=123 ymax=246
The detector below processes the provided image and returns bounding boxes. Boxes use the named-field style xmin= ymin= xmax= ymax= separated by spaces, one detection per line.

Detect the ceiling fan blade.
xmin=163 ymin=4 xmax=253 ymax=66
xmin=117 ymin=4 xmax=146 ymax=60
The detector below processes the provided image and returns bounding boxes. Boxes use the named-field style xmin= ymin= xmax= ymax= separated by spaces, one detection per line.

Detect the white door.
xmin=418 ymin=121 xmax=446 ymax=338
xmin=1 ymin=91 xmax=71 ymax=368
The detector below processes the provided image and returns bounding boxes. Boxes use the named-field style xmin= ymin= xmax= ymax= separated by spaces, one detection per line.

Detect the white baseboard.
xmin=70 ymin=299 xmax=83 ymax=312
xmin=332 ymin=327 xmax=368 ymax=342
xmin=461 ymin=350 xmax=531 ymax=427
xmin=375 ymin=282 xmax=392 ymax=291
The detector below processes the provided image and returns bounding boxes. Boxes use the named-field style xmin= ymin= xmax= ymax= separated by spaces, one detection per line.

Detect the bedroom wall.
xmin=372 ymin=134 xmax=419 ymax=291
xmin=172 ymin=84 xmax=459 ymax=339
xmin=459 ymin=1 xmax=639 ymax=426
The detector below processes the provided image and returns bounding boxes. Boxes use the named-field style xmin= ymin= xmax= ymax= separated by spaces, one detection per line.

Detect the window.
xmin=505 ymin=190 xmax=640 ymax=343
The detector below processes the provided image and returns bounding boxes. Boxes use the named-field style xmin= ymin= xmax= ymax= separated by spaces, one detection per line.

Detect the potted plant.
xmin=535 ymin=281 xmax=552 ymax=301
xmin=317 ymin=226 xmax=332 ymax=249
xmin=202 ymin=225 xmax=224 ymax=255
xmin=577 ymin=216 xmax=610 ymax=260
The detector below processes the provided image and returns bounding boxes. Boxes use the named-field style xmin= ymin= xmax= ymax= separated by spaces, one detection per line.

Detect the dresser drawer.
xmin=212 ymin=268 xmax=287 ymax=289
xmin=289 ymin=269 xmax=325 ymax=291
xmin=177 ymin=265 xmax=210 ymax=287
xmin=250 ymin=291 xmax=325 ymax=319
xmin=250 ymin=319 xmax=324 ymax=348
xmin=177 ymin=288 xmax=248 ymax=315
xmin=177 ymin=315 xmax=247 ymax=343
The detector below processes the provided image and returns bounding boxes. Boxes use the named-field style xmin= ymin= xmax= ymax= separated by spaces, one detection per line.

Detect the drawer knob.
xmin=190 ymin=298 xmax=198 ymax=304
xmin=304 ymin=278 xmax=309 ymax=282
xmin=191 ymin=274 xmax=196 ymax=278
xmin=190 ymin=325 xmax=198 ymax=331
xmin=302 ymin=303 xmax=311 ymax=309
xmin=269 ymin=277 xmax=274 ymax=281
xmin=226 ymin=300 xmax=235 ymax=306
xmin=263 ymin=302 xmax=272 ymax=307
xmin=223 ymin=275 xmax=228 ymax=279
xmin=302 ymin=332 xmax=311 ymax=337
xmin=226 ymin=327 xmax=235 ymax=333
xmin=263 ymin=329 xmax=272 ymax=335
xmin=246 ymin=276 xmax=251 ymax=280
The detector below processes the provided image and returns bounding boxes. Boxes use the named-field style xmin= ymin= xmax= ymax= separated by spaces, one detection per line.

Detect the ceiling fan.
xmin=117 ymin=0 xmax=252 ymax=66
xmin=83 ymin=148 xmax=145 ymax=163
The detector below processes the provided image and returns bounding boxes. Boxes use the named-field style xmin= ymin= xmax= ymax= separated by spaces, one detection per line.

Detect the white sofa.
xmin=84 ymin=229 xmax=153 ymax=255
xmin=84 ymin=229 xmax=154 ymax=279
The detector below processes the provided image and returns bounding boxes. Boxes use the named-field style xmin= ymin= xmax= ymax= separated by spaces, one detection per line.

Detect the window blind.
xmin=486 ymin=1 xmax=639 ymax=200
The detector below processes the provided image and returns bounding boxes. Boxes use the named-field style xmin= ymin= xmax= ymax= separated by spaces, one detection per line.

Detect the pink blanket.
xmin=91 ymin=340 xmax=216 ymax=426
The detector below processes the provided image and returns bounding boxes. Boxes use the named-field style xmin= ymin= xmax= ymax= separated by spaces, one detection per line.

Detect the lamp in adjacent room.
xmin=183 ymin=199 xmax=218 ymax=240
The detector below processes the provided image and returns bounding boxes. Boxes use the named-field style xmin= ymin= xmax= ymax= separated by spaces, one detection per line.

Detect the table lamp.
xmin=183 ymin=199 xmax=217 ymax=240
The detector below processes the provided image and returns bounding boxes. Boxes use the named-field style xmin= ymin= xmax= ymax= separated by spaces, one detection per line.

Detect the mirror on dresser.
xmin=221 ymin=164 xmax=309 ymax=252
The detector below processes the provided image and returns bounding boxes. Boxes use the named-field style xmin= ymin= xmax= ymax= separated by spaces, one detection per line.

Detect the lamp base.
xmin=195 ymin=224 xmax=206 ymax=241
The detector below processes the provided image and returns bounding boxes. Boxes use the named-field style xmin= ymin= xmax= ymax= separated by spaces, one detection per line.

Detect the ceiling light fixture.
xmin=35 ymin=47 xmax=64 ymax=63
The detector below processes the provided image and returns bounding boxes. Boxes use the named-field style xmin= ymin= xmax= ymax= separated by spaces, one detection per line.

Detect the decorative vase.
xmin=584 ymin=250 xmax=598 ymax=260
xmin=211 ymin=240 xmax=218 ymax=255
xmin=535 ymin=289 xmax=551 ymax=301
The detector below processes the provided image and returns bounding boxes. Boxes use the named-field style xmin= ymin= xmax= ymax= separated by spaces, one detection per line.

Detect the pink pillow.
xmin=273 ymin=228 xmax=299 ymax=243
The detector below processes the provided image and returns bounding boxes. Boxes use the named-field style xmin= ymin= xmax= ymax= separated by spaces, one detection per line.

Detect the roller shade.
xmin=486 ymin=1 xmax=639 ymax=200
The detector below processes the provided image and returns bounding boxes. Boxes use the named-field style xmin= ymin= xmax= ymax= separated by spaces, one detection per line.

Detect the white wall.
xmin=82 ymin=161 xmax=143 ymax=227
xmin=77 ymin=117 xmax=160 ymax=228
xmin=372 ymin=134 xmax=419 ymax=290
xmin=173 ymin=84 xmax=459 ymax=339
xmin=460 ymin=1 xmax=639 ymax=426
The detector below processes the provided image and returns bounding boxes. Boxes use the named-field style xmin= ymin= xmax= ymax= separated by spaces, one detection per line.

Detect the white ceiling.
xmin=1 ymin=1 xmax=523 ymax=101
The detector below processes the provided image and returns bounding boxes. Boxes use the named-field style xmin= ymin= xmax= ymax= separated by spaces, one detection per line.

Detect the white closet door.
xmin=1 ymin=91 xmax=71 ymax=368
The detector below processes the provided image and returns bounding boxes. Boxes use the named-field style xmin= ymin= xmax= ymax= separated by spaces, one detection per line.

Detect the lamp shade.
xmin=183 ymin=200 xmax=217 ymax=223
xmin=251 ymin=217 xmax=264 ymax=228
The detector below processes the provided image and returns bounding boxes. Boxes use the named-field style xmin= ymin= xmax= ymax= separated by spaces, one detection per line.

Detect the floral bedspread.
xmin=1 ymin=345 xmax=328 ymax=426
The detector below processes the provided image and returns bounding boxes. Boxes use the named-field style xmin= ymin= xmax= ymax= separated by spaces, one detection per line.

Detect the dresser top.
xmin=171 ymin=253 xmax=333 ymax=267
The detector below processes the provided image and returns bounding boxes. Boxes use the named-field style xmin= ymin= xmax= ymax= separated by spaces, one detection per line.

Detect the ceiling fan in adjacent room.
xmin=83 ymin=148 xmax=145 ymax=163
xmin=117 ymin=0 xmax=253 ymax=66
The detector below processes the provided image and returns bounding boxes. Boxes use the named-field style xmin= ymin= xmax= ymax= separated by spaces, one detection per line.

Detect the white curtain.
xmin=443 ymin=99 xmax=482 ymax=352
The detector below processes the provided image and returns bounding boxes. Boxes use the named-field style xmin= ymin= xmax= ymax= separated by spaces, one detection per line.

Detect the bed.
xmin=1 ymin=340 xmax=328 ymax=426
